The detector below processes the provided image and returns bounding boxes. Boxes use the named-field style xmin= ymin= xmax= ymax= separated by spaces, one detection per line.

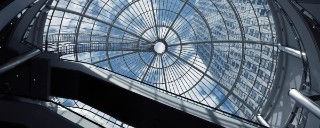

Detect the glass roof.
xmin=44 ymin=0 xmax=278 ymax=120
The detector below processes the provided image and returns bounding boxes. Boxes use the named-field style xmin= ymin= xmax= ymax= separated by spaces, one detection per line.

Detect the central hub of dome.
xmin=154 ymin=42 xmax=166 ymax=54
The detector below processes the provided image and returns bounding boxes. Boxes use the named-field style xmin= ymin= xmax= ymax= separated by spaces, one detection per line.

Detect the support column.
xmin=289 ymin=88 xmax=320 ymax=119
xmin=256 ymin=114 xmax=270 ymax=128
xmin=25 ymin=0 xmax=53 ymax=49
xmin=0 ymin=49 xmax=41 ymax=75
xmin=278 ymin=44 xmax=306 ymax=59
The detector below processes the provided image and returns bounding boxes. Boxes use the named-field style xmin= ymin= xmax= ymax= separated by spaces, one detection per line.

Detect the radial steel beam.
xmin=215 ymin=0 xmax=247 ymax=112
xmin=125 ymin=9 xmax=199 ymax=41
xmin=105 ymin=0 xmax=149 ymax=44
xmin=0 ymin=49 xmax=41 ymax=75
xmin=243 ymin=0 xmax=271 ymax=118
xmin=183 ymin=1 xmax=218 ymax=98
xmin=50 ymin=6 xmax=151 ymax=43
xmin=168 ymin=40 xmax=277 ymax=47
xmin=141 ymin=55 xmax=156 ymax=82
xmin=163 ymin=0 xmax=188 ymax=39
xmin=91 ymin=52 xmax=139 ymax=65
xmin=161 ymin=57 xmax=168 ymax=90
xmin=150 ymin=0 xmax=159 ymax=39
xmin=170 ymin=0 xmax=217 ymax=97
xmin=253 ymin=0 xmax=279 ymax=118
xmin=168 ymin=0 xmax=219 ymax=98
xmin=207 ymin=0 xmax=231 ymax=40
xmin=289 ymin=89 xmax=320 ymax=119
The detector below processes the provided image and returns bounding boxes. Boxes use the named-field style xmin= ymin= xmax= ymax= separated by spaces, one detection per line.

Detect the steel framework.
xmin=43 ymin=0 xmax=279 ymax=121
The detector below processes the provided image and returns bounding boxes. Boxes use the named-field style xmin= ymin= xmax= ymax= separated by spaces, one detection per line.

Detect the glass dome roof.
xmin=44 ymin=0 xmax=278 ymax=120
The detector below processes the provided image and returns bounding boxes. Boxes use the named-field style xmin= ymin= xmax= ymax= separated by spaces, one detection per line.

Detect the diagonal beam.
xmin=168 ymin=40 xmax=277 ymax=47
xmin=163 ymin=0 xmax=188 ymax=39
xmin=150 ymin=0 xmax=159 ymax=39
xmin=141 ymin=55 xmax=156 ymax=82
xmin=214 ymin=0 xmax=249 ymax=115
xmin=161 ymin=57 xmax=167 ymax=90
xmin=51 ymin=6 xmax=151 ymax=43
xmin=91 ymin=52 xmax=139 ymax=65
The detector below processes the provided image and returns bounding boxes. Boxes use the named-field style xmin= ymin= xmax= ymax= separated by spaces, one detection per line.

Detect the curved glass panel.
xmin=44 ymin=0 xmax=278 ymax=120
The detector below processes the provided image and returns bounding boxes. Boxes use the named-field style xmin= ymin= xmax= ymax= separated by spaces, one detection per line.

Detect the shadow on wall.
xmin=268 ymin=56 xmax=303 ymax=128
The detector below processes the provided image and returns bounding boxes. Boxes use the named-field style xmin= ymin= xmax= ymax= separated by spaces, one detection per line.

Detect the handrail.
xmin=46 ymin=42 xmax=153 ymax=56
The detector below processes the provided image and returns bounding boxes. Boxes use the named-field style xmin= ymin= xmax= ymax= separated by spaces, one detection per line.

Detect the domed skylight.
xmin=44 ymin=0 xmax=278 ymax=120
